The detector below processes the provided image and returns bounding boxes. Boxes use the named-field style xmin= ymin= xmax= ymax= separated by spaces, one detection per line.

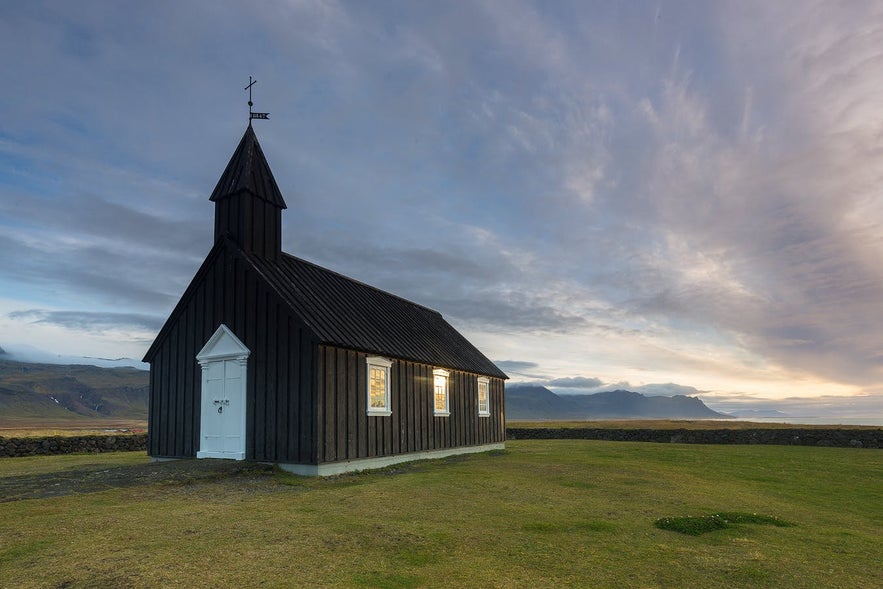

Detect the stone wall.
xmin=0 ymin=434 xmax=147 ymax=458
xmin=506 ymin=427 xmax=882 ymax=448
xmin=3 ymin=428 xmax=881 ymax=458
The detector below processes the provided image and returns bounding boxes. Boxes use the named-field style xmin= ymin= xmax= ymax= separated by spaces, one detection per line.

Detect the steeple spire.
xmin=210 ymin=124 xmax=287 ymax=259
xmin=209 ymin=124 xmax=286 ymax=208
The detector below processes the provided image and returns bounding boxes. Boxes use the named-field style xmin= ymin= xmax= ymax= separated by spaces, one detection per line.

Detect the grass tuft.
xmin=654 ymin=512 xmax=795 ymax=535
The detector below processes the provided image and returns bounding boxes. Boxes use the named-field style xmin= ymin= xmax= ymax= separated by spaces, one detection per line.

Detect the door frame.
xmin=195 ymin=324 xmax=250 ymax=460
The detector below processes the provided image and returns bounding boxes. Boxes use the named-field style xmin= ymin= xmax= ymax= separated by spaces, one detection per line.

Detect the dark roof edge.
xmin=316 ymin=341 xmax=509 ymax=379
xmin=274 ymin=251 xmax=507 ymax=379
xmin=208 ymin=126 xmax=251 ymax=202
xmin=232 ymin=242 xmax=320 ymax=322
xmin=278 ymin=251 xmax=442 ymax=316
xmin=208 ymin=186 xmax=288 ymax=209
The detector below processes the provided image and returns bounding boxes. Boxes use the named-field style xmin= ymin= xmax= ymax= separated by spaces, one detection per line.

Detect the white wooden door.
xmin=196 ymin=324 xmax=249 ymax=460
xmin=199 ymin=359 xmax=245 ymax=458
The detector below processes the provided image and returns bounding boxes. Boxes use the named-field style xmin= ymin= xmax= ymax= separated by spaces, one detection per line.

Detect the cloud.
xmin=702 ymin=392 xmax=883 ymax=420
xmin=493 ymin=360 xmax=548 ymax=380
xmin=0 ymin=1 xmax=882 ymax=403
xmin=536 ymin=1 xmax=883 ymax=391
xmin=0 ymin=342 xmax=148 ymax=369
xmin=494 ymin=360 xmax=539 ymax=372
xmin=547 ymin=376 xmax=604 ymax=389
xmin=630 ymin=383 xmax=704 ymax=397
xmin=8 ymin=309 xmax=163 ymax=334
xmin=0 ymin=232 xmax=191 ymax=310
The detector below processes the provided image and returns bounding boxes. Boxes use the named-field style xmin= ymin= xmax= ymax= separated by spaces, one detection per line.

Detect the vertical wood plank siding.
xmin=315 ymin=345 xmax=505 ymax=464
xmin=147 ymin=249 xmax=318 ymax=462
xmin=147 ymin=247 xmax=504 ymax=466
xmin=214 ymin=196 xmax=281 ymax=260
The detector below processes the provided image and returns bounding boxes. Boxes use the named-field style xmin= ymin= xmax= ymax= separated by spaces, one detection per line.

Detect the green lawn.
xmin=1 ymin=441 xmax=880 ymax=588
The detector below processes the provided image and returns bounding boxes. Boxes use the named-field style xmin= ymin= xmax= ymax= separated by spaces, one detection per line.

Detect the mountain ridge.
xmin=506 ymin=384 xmax=731 ymax=420
xmin=0 ymin=359 xmax=149 ymax=421
xmin=1 ymin=358 xmax=730 ymax=423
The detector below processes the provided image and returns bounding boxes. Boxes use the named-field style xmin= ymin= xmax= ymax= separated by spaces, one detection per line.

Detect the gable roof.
xmin=147 ymin=124 xmax=506 ymax=380
xmin=243 ymin=245 xmax=508 ymax=379
xmin=209 ymin=123 xmax=287 ymax=209
xmin=144 ymin=237 xmax=507 ymax=380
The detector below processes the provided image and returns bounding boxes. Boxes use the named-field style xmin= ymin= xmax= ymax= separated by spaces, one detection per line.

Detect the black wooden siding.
xmin=147 ymin=246 xmax=318 ymax=463
xmin=214 ymin=195 xmax=282 ymax=260
xmin=316 ymin=345 xmax=506 ymax=464
xmin=147 ymin=240 xmax=506 ymax=467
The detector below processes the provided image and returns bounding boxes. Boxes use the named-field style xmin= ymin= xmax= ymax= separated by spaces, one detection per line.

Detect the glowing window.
xmin=433 ymin=368 xmax=450 ymax=416
xmin=366 ymin=356 xmax=392 ymax=416
xmin=478 ymin=376 xmax=490 ymax=416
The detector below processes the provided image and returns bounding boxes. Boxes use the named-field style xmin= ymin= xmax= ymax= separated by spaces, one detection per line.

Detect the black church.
xmin=143 ymin=122 xmax=507 ymax=475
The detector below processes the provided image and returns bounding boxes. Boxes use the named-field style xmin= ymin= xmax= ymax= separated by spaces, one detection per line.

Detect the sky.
xmin=1 ymin=1 xmax=883 ymax=416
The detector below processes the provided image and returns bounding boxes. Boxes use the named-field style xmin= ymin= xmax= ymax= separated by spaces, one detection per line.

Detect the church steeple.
xmin=210 ymin=123 xmax=287 ymax=259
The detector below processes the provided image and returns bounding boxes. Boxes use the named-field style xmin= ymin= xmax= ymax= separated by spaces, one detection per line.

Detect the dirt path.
xmin=0 ymin=459 xmax=275 ymax=502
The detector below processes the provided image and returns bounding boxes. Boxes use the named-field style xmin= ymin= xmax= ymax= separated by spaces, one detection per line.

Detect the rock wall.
xmin=2 ymin=428 xmax=880 ymax=458
xmin=506 ymin=427 xmax=882 ymax=448
xmin=0 ymin=434 xmax=147 ymax=457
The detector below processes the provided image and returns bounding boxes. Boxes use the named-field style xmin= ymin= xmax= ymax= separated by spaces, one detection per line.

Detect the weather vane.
xmin=245 ymin=76 xmax=269 ymax=121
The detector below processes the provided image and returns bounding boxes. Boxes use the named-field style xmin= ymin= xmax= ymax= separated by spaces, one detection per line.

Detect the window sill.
xmin=367 ymin=410 xmax=392 ymax=417
xmin=478 ymin=412 xmax=490 ymax=417
xmin=433 ymin=411 xmax=450 ymax=417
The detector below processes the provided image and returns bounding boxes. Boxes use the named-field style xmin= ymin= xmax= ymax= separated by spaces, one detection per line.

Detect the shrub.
xmin=654 ymin=512 xmax=794 ymax=535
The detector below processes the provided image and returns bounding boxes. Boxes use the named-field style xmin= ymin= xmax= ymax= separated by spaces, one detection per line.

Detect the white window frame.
xmin=433 ymin=368 xmax=450 ymax=416
xmin=477 ymin=376 xmax=490 ymax=417
xmin=366 ymin=356 xmax=392 ymax=416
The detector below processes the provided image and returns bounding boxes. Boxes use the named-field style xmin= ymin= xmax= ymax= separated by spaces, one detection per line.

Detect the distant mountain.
xmin=0 ymin=359 xmax=149 ymax=421
xmin=506 ymin=385 xmax=731 ymax=420
xmin=0 ymin=343 xmax=148 ymax=370
xmin=0 ymin=358 xmax=731 ymax=423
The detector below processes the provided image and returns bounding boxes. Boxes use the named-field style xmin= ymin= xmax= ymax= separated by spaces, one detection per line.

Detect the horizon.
xmin=2 ymin=345 xmax=880 ymax=424
xmin=2 ymin=2 xmax=883 ymax=416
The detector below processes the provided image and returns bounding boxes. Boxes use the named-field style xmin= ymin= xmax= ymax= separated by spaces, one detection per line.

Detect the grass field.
xmin=0 ymin=417 xmax=147 ymax=438
xmin=1 ymin=440 xmax=880 ymax=588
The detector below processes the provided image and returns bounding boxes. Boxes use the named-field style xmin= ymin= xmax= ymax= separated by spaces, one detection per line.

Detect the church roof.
xmin=146 ymin=124 xmax=505 ymax=379
xmin=209 ymin=123 xmax=287 ymax=209
xmin=243 ymin=246 xmax=508 ymax=379
xmin=143 ymin=236 xmax=507 ymax=379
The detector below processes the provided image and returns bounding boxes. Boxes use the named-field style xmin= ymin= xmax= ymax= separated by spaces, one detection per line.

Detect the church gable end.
xmin=144 ymin=240 xmax=319 ymax=462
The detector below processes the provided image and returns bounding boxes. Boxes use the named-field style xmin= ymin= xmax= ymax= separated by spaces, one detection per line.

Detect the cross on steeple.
xmin=245 ymin=76 xmax=269 ymax=121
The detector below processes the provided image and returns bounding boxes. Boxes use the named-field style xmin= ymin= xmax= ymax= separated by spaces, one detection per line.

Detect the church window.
xmin=366 ymin=356 xmax=392 ymax=416
xmin=478 ymin=376 xmax=490 ymax=416
xmin=433 ymin=368 xmax=450 ymax=416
